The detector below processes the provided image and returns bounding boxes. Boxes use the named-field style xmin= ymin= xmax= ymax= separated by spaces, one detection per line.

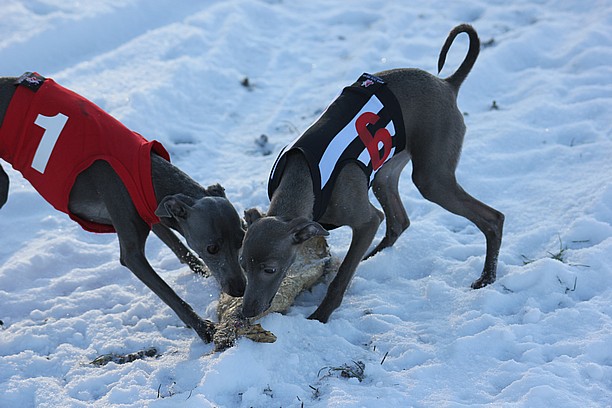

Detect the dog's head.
xmin=239 ymin=209 xmax=328 ymax=318
xmin=156 ymin=184 xmax=246 ymax=297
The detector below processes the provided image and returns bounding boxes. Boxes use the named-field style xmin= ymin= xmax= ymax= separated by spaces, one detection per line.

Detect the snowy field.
xmin=1 ymin=0 xmax=611 ymax=407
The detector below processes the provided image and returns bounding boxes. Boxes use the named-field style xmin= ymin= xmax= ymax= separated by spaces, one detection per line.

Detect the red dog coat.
xmin=0 ymin=73 xmax=170 ymax=233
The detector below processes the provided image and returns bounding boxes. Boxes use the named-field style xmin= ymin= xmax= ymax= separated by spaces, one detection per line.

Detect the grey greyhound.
xmin=240 ymin=24 xmax=504 ymax=323
xmin=0 ymin=73 xmax=245 ymax=342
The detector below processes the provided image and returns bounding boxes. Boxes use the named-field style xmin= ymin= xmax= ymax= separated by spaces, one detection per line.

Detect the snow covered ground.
xmin=1 ymin=0 xmax=611 ymax=406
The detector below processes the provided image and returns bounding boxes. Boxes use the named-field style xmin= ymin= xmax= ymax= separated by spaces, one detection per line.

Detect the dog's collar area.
xmin=15 ymin=72 xmax=46 ymax=92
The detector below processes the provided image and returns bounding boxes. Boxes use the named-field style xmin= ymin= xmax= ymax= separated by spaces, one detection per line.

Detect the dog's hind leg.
xmin=365 ymin=151 xmax=411 ymax=259
xmin=0 ymin=165 xmax=9 ymax=209
xmin=412 ymin=165 xmax=504 ymax=289
xmin=152 ymin=224 xmax=207 ymax=275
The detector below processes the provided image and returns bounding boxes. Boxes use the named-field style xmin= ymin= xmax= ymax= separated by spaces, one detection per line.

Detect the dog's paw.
xmin=471 ymin=275 xmax=495 ymax=289
xmin=307 ymin=310 xmax=330 ymax=324
xmin=194 ymin=320 xmax=216 ymax=343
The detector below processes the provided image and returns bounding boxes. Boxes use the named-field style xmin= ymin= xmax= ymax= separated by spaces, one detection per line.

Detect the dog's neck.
xmin=151 ymin=154 xmax=207 ymax=203
xmin=0 ymin=78 xmax=17 ymax=129
xmin=267 ymin=152 xmax=315 ymax=220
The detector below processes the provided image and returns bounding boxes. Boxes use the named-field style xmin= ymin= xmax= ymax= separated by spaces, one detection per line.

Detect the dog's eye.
xmin=206 ymin=244 xmax=220 ymax=255
xmin=261 ymin=264 xmax=276 ymax=275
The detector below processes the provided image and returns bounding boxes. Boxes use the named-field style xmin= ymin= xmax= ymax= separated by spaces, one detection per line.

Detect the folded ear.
xmin=155 ymin=194 xmax=195 ymax=219
xmin=205 ymin=183 xmax=226 ymax=197
xmin=289 ymin=218 xmax=329 ymax=244
xmin=244 ymin=208 xmax=264 ymax=227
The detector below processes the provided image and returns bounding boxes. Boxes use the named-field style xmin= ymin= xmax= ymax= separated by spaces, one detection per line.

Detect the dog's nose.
xmin=227 ymin=285 xmax=245 ymax=298
xmin=241 ymin=296 xmax=273 ymax=319
xmin=225 ymin=277 xmax=246 ymax=297
xmin=241 ymin=307 xmax=257 ymax=319
xmin=241 ymin=296 xmax=266 ymax=318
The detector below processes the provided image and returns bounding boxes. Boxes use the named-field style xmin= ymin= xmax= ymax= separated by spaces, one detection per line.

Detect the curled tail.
xmin=437 ymin=24 xmax=480 ymax=92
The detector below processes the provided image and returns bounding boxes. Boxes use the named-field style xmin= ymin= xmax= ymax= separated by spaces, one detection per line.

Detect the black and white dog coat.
xmin=268 ymin=73 xmax=405 ymax=226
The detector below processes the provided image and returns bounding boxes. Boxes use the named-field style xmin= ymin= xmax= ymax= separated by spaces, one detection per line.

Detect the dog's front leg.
xmin=117 ymin=225 xmax=215 ymax=342
xmin=308 ymin=209 xmax=382 ymax=323
xmin=70 ymin=161 xmax=214 ymax=341
xmin=152 ymin=224 xmax=207 ymax=275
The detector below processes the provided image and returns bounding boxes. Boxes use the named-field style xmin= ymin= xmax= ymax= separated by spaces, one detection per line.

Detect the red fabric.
xmin=0 ymin=78 xmax=170 ymax=233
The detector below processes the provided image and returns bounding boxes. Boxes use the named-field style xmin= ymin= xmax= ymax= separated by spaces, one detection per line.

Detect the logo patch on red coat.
xmin=15 ymin=72 xmax=46 ymax=92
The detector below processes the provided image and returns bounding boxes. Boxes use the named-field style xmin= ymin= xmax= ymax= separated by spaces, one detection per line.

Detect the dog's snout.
xmin=241 ymin=306 xmax=258 ymax=319
xmin=227 ymin=284 xmax=245 ymax=298
xmin=223 ymin=274 xmax=246 ymax=297
xmin=241 ymin=295 xmax=273 ymax=319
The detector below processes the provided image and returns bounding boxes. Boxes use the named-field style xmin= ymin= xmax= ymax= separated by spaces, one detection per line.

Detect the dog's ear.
xmin=289 ymin=218 xmax=329 ymax=244
xmin=205 ymin=183 xmax=226 ymax=198
xmin=155 ymin=194 xmax=195 ymax=219
xmin=244 ymin=208 xmax=264 ymax=227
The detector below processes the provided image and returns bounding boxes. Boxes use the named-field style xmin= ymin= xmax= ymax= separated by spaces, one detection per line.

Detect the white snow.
xmin=1 ymin=0 xmax=611 ymax=407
